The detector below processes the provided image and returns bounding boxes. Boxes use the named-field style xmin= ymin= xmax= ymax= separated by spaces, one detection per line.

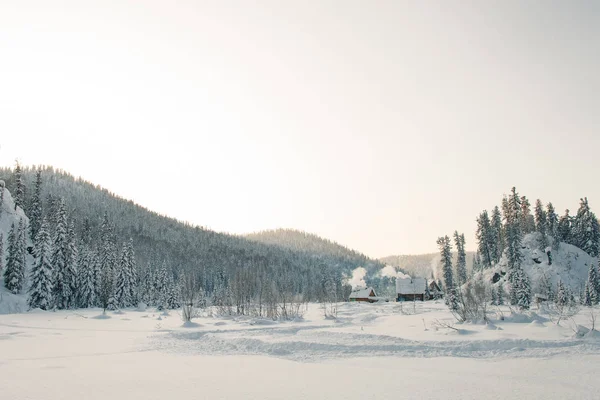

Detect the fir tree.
xmin=558 ymin=209 xmax=572 ymax=244
xmin=556 ymin=280 xmax=567 ymax=307
xmin=115 ymin=239 xmax=138 ymax=308
xmin=491 ymin=285 xmax=498 ymax=305
xmin=28 ymin=219 xmax=53 ymax=310
xmin=0 ymin=185 xmax=4 ymax=219
xmin=0 ymin=233 xmax=4 ymax=276
xmin=454 ymin=231 xmax=467 ymax=285
xmin=51 ymin=199 xmax=71 ymax=309
xmin=4 ymin=220 xmax=27 ymax=294
xmin=572 ymin=198 xmax=600 ymax=257
xmin=534 ymin=199 xmax=548 ymax=249
xmin=513 ymin=266 xmax=531 ymax=310
xmin=29 ymin=169 xmax=43 ymax=239
xmin=546 ymin=202 xmax=559 ymax=250
xmin=504 ymin=188 xmax=524 ymax=284
xmin=490 ymin=206 xmax=503 ymax=264
xmin=497 ymin=283 xmax=505 ymax=305
xmin=587 ymin=262 xmax=600 ymax=305
xmin=437 ymin=235 xmax=457 ymax=310
xmin=65 ymin=220 xmax=79 ymax=308
xmin=98 ymin=212 xmax=117 ymax=310
xmin=13 ymin=161 xmax=24 ymax=211
xmin=520 ymin=196 xmax=535 ymax=234
xmin=476 ymin=211 xmax=493 ymax=268
xmin=77 ymin=248 xmax=96 ymax=308
xmin=584 ymin=282 xmax=593 ymax=307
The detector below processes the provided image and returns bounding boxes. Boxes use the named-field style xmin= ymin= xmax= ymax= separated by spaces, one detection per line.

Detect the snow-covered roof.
xmin=349 ymin=287 xmax=377 ymax=298
xmin=396 ymin=278 xmax=427 ymax=295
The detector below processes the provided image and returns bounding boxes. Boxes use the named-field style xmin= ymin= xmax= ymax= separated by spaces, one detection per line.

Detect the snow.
xmin=487 ymin=233 xmax=595 ymax=293
xmin=396 ymin=277 xmax=427 ymax=294
xmin=349 ymin=287 xmax=376 ymax=299
xmin=1 ymin=302 xmax=600 ymax=399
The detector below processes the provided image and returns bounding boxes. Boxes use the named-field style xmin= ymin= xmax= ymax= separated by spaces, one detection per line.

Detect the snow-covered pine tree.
xmin=534 ymin=199 xmax=548 ymax=249
xmin=546 ymin=202 xmax=560 ymax=251
xmin=520 ymin=196 xmax=535 ymax=234
xmin=51 ymin=199 xmax=71 ymax=309
xmin=476 ymin=211 xmax=493 ymax=268
xmin=437 ymin=235 xmax=457 ymax=309
xmin=115 ymin=239 xmax=138 ymax=308
xmin=98 ymin=212 xmax=117 ymax=310
xmin=584 ymin=282 xmax=593 ymax=307
xmin=514 ymin=266 xmax=531 ymax=310
xmin=77 ymin=247 xmax=96 ymax=308
xmin=587 ymin=262 xmax=600 ymax=305
xmin=556 ymin=280 xmax=567 ymax=307
xmin=4 ymin=219 xmax=27 ymax=294
xmin=28 ymin=219 xmax=53 ymax=310
xmin=13 ymin=161 xmax=24 ymax=211
xmin=497 ymin=283 xmax=505 ymax=305
xmin=504 ymin=188 xmax=524 ymax=284
xmin=65 ymin=219 xmax=79 ymax=308
xmin=0 ymin=233 xmax=4 ymax=276
xmin=454 ymin=231 xmax=467 ymax=285
xmin=490 ymin=206 xmax=503 ymax=264
xmin=0 ymin=185 xmax=4 ymax=219
xmin=472 ymin=253 xmax=481 ymax=274
xmin=572 ymin=198 xmax=600 ymax=257
xmin=29 ymin=169 xmax=43 ymax=239
xmin=557 ymin=209 xmax=572 ymax=245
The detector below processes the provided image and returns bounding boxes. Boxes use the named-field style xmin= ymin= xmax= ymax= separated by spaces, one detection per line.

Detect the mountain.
xmin=245 ymin=229 xmax=383 ymax=274
xmin=0 ymin=166 xmax=374 ymax=313
xmin=380 ymin=252 xmax=476 ymax=279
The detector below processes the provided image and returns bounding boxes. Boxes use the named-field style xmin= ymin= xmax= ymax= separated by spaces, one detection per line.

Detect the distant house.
xmin=428 ymin=280 xmax=443 ymax=299
xmin=349 ymin=287 xmax=378 ymax=303
xmin=396 ymin=278 xmax=428 ymax=302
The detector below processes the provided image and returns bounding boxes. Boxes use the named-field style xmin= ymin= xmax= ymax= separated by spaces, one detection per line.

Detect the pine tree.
xmin=584 ymin=282 xmax=593 ymax=307
xmin=587 ymin=262 xmax=600 ymax=305
xmin=0 ymin=185 xmax=4 ymax=219
xmin=513 ymin=266 xmax=531 ymax=310
xmin=29 ymin=169 xmax=43 ymax=239
xmin=115 ymin=239 xmax=138 ymax=308
xmin=546 ymin=203 xmax=560 ymax=251
xmin=520 ymin=196 xmax=535 ymax=234
xmin=476 ymin=211 xmax=493 ymax=268
xmin=98 ymin=213 xmax=117 ymax=311
xmin=437 ymin=235 xmax=457 ymax=310
xmin=51 ymin=199 xmax=71 ymax=309
xmin=77 ymin=248 xmax=96 ymax=308
xmin=490 ymin=206 xmax=503 ymax=264
xmin=454 ymin=231 xmax=467 ymax=285
xmin=556 ymin=280 xmax=567 ymax=307
xmin=4 ymin=219 xmax=27 ymax=294
xmin=572 ymin=198 xmax=600 ymax=257
xmin=497 ymin=283 xmax=505 ymax=305
xmin=0 ymin=233 xmax=4 ymax=276
xmin=472 ymin=253 xmax=482 ymax=274
xmin=491 ymin=285 xmax=498 ymax=305
xmin=505 ymin=188 xmax=524 ymax=284
xmin=13 ymin=161 xmax=24 ymax=211
xmin=558 ymin=209 xmax=572 ymax=244
xmin=28 ymin=219 xmax=53 ymax=310
xmin=65 ymin=220 xmax=79 ymax=308
xmin=534 ymin=199 xmax=548 ymax=249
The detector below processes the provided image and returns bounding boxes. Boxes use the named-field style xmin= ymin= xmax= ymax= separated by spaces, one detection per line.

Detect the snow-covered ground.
xmin=1 ymin=301 xmax=599 ymax=399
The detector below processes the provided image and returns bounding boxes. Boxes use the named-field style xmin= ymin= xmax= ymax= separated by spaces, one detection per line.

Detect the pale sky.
xmin=0 ymin=1 xmax=598 ymax=258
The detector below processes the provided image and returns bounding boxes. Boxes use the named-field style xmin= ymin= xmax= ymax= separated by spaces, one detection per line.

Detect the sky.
xmin=0 ymin=1 xmax=599 ymax=258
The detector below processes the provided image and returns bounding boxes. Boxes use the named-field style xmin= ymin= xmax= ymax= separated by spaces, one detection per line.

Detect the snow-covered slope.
xmin=0 ymin=186 xmax=31 ymax=313
xmin=490 ymin=233 xmax=595 ymax=294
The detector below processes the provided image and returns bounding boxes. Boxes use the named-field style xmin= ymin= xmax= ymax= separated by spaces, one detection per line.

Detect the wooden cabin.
xmin=428 ymin=280 xmax=443 ymax=300
xmin=349 ymin=287 xmax=378 ymax=303
xmin=396 ymin=278 xmax=427 ymax=302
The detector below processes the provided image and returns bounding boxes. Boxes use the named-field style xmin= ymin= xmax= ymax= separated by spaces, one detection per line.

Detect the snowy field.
xmin=1 ymin=301 xmax=600 ymax=400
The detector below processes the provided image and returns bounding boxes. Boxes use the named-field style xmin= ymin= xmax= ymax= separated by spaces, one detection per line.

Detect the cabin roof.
xmin=396 ymin=278 xmax=427 ymax=295
xmin=349 ymin=287 xmax=377 ymax=298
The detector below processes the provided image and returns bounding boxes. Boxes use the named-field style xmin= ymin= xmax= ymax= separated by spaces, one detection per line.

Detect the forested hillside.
xmin=0 ymin=165 xmax=369 ymax=315
xmin=379 ymin=252 xmax=475 ymax=279
xmin=436 ymin=186 xmax=600 ymax=315
xmin=245 ymin=229 xmax=383 ymax=274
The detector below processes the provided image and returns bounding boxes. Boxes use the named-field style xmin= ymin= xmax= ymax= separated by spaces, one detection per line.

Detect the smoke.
xmin=348 ymin=267 xmax=367 ymax=288
xmin=381 ymin=265 xmax=411 ymax=279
